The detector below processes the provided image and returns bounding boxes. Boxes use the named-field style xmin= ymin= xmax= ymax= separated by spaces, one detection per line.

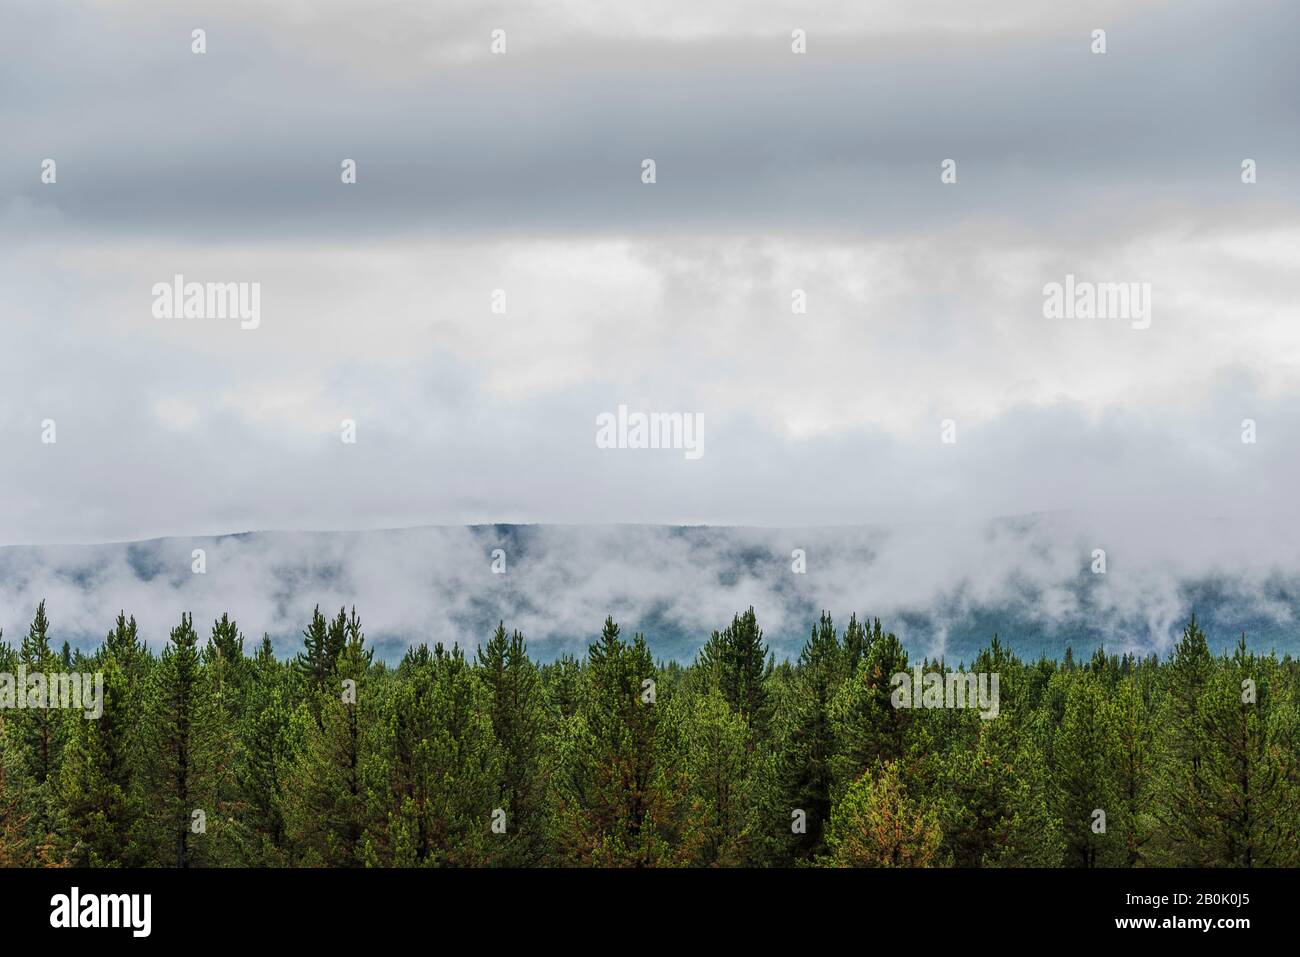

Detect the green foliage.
xmin=477 ymin=623 xmax=552 ymax=865
xmin=776 ymin=612 xmax=844 ymax=860
xmin=0 ymin=601 xmax=1296 ymax=868
xmin=825 ymin=761 xmax=942 ymax=867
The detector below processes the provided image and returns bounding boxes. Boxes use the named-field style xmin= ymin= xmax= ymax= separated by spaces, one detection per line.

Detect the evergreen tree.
xmin=826 ymin=761 xmax=942 ymax=867
xmin=777 ymin=612 xmax=844 ymax=859
xmin=543 ymin=654 xmax=583 ymax=721
xmin=367 ymin=643 xmax=501 ymax=866
xmin=1150 ymin=616 xmax=1215 ymax=865
xmin=143 ymin=613 xmax=215 ymax=867
xmin=830 ymin=628 xmax=910 ymax=799
xmin=1051 ymin=673 xmax=1123 ymax=867
xmin=59 ymin=651 xmax=144 ymax=866
xmin=235 ymin=636 xmax=296 ymax=864
xmin=477 ymin=623 xmax=552 ymax=865
xmin=933 ymin=706 xmax=1061 ymax=866
xmin=0 ymin=655 xmax=41 ymax=867
xmin=556 ymin=617 xmax=676 ymax=866
xmin=287 ymin=619 xmax=376 ymax=866
xmin=696 ymin=607 xmax=771 ymax=736
xmin=1194 ymin=640 xmax=1298 ymax=866
xmin=670 ymin=687 xmax=755 ymax=865
xmin=11 ymin=602 xmax=65 ymax=843
xmin=295 ymin=605 xmax=333 ymax=724
xmin=1111 ymin=676 xmax=1155 ymax=865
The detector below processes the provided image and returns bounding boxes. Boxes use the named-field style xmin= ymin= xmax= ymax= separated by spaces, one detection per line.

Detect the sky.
xmin=0 ymin=0 xmax=1297 ymax=654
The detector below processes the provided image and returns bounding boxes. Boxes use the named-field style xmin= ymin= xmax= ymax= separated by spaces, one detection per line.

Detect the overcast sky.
xmin=1 ymin=0 xmax=1297 ymax=652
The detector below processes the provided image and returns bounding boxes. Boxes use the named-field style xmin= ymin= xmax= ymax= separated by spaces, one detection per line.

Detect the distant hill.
xmin=1 ymin=520 xmax=1296 ymax=663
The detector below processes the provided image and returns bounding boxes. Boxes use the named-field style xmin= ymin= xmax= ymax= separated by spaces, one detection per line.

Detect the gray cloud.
xmin=1 ymin=519 xmax=1296 ymax=663
xmin=1 ymin=0 xmax=1296 ymax=662
xmin=2 ymin=0 xmax=1296 ymax=239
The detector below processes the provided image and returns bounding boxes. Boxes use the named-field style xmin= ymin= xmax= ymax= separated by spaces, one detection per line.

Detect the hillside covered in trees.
xmin=0 ymin=602 xmax=1296 ymax=867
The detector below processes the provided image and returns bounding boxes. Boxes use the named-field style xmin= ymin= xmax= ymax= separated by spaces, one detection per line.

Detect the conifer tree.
xmin=1194 ymin=640 xmax=1298 ymax=866
xmin=59 ymin=649 xmax=144 ymax=866
xmin=235 ymin=636 xmax=296 ymax=864
xmin=1 ymin=601 xmax=1294 ymax=871
xmin=287 ymin=618 xmax=376 ymax=866
xmin=932 ymin=705 xmax=1061 ymax=866
xmin=367 ymin=643 xmax=501 ymax=866
xmin=12 ymin=601 xmax=65 ymax=843
xmin=105 ymin=612 xmax=146 ymax=678
xmin=777 ymin=612 xmax=844 ymax=859
xmin=696 ymin=607 xmax=771 ymax=736
xmin=826 ymin=761 xmax=942 ymax=867
xmin=1150 ymin=616 xmax=1215 ymax=864
xmin=197 ymin=618 xmax=246 ymax=864
xmin=543 ymin=654 xmax=583 ymax=721
xmin=477 ymin=623 xmax=552 ymax=865
xmin=295 ymin=605 xmax=333 ymax=725
xmin=143 ymin=613 xmax=216 ymax=867
xmin=1051 ymin=673 xmax=1123 ymax=867
xmin=1111 ymin=676 xmax=1155 ymax=865
xmin=0 ymin=648 xmax=41 ymax=867
xmin=840 ymin=613 xmax=876 ymax=675
xmin=830 ymin=627 xmax=910 ymax=799
xmin=670 ymin=687 xmax=755 ymax=865
xmin=556 ymin=617 xmax=676 ymax=866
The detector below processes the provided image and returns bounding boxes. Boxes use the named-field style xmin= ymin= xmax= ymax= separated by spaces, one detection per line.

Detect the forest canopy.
xmin=0 ymin=602 xmax=1296 ymax=868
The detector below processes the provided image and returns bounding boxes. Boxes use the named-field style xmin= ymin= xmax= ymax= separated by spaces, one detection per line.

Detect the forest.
xmin=0 ymin=601 xmax=1296 ymax=867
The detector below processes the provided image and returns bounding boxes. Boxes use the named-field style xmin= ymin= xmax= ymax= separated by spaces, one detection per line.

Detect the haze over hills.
xmin=2 ymin=517 xmax=1296 ymax=664
xmin=3 ymin=1 xmax=1297 ymax=675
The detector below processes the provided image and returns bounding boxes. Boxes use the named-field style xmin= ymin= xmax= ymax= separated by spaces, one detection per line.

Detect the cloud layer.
xmin=1 ymin=0 xmax=1297 ymax=659
xmin=2 ymin=518 xmax=1297 ymax=663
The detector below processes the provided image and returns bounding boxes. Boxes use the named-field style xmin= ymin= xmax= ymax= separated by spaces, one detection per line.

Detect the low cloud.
xmin=2 ymin=518 xmax=1295 ymax=663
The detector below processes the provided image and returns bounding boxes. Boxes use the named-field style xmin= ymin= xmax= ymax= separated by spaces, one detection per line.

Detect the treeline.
xmin=0 ymin=601 xmax=1297 ymax=867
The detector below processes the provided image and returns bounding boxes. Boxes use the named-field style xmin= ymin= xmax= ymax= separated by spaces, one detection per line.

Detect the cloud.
xmin=3 ymin=1 xmax=1296 ymax=238
xmin=1 ymin=0 xmax=1295 ymax=661
xmin=1 ymin=519 xmax=1296 ymax=663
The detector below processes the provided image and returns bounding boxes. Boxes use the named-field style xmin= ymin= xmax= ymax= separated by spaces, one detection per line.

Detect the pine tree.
xmin=105 ymin=612 xmax=146 ymax=676
xmin=543 ymin=654 xmax=583 ymax=721
xmin=367 ymin=643 xmax=501 ymax=866
xmin=197 ymin=617 xmax=245 ymax=864
xmin=477 ymin=623 xmax=552 ymax=866
xmin=1194 ymin=639 xmax=1298 ymax=866
xmin=287 ymin=617 xmax=376 ymax=866
xmin=295 ymin=605 xmax=333 ymax=725
xmin=143 ymin=613 xmax=213 ymax=867
xmin=670 ymin=687 xmax=755 ymax=865
xmin=59 ymin=653 xmax=144 ymax=866
xmin=830 ymin=627 xmax=909 ymax=799
xmin=826 ymin=761 xmax=942 ymax=867
xmin=696 ymin=607 xmax=771 ymax=736
xmin=326 ymin=607 xmax=348 ymax=668
xmin=0 ymin=651 xmax=39 ymax=867
xmin=235 ymin=636 xmax=296 ymax=864
xmin=933 ymin=706 xmax=1061 ymax=866
xmin=556 ymin=617 xmax=676 ymax=866
xmin=1151 ymin=616 xmax=1215 ymax=865
xmin=840 ymin=613 xmax=877 ymax=675
xmin=1111 ymin=676 xmax=1155 ymax=865
xmin=777 ymin=611 xmax=844 ymax=859
xmin=11 ymin=601 xmax=65 ymax=844
xmin=1051 ymin=672 xmax=1122 ymax=867
xmin=3 ymin=601 xmax=1296 ymax=870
